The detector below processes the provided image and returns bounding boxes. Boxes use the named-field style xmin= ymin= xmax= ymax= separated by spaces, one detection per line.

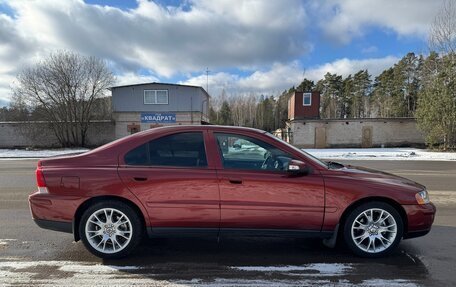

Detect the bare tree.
xmin=229 ymin=94 xmax=258 ymax=127
xmin=429 ymin=0 xmax=456 ymax=55
xmin=13 ymin=51 xmax=114 ymax=147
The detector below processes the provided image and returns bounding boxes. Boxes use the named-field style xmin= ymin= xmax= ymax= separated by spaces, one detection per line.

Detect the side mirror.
xmin=285 ymin=159 xmax=311 ymax=175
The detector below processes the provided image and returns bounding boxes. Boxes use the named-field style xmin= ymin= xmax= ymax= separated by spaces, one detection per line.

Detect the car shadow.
xmin=100 ymin=235 xmax=429 ymax=283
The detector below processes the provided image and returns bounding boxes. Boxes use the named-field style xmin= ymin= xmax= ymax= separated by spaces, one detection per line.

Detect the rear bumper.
xmin=33 ymin=219 xmax=72 ymax=234
xmin=402 ymin=202 xmax=436 ymax=239
xmin=28 ymin=191 xmax=83 ymax=236
xmin=29 ymin=191 xmax=82 ymax=221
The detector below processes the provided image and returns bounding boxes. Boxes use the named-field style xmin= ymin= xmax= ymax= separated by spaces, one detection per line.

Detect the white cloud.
xmin=361 ymin=45 xmax=378 ymax=54
xmin=238 ymin=62 xmax=304 ymax=92
xmin=181 ymin=56 xmax=399 ymax=97
xmin=2 ymin=0 xmax=309 ymax=75
xmin=181 ymin=62 xmax=304 ymax=96
xmin=0 ymin=0 xmax=310 ymax=102
xmin=0 ymin=0 xmax=438 ymax=105
xmin=315 ymin=0 xmax=444 ymax=44
xmin=115 ymin=72 xmax=160 ymax=87
xmin=305 ymin=56 xmax=400 ymax=81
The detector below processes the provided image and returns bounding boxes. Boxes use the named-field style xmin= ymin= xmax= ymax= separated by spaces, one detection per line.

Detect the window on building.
xmin=303 ymin=93 xmax=312 ymax=106
xmin=144 ymin=90 xmax=169 ymax=105
xmin=124 ymin=132 xmax=207 ymax=167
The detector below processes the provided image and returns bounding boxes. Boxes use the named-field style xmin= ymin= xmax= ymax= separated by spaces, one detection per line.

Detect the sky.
xmin=0 ymin=0 xmax=447 ymax=106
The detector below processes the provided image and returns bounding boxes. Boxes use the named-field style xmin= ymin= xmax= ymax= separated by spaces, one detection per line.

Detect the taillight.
xmin=36 ymin=168 xmax=46 ymax=187
xmin=35 ymin=165 xmax=48 ymax=193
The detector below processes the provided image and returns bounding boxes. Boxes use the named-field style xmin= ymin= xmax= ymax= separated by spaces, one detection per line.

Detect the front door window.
xmin=215 ymin=133 xmax=292 ymax=171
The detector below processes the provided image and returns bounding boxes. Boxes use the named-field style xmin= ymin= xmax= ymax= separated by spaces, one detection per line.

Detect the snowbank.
xmin=0 ymin=148 xmax=89 ymax=159
xmin=0 ymin=147 xmax=455 ymax=161
xmin=303 ymin=148 xmax=456 ymax=161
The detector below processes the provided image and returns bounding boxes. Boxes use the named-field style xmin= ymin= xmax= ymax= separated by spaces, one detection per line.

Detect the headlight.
xmin=415 ymin=190 xmax=430 ymax=205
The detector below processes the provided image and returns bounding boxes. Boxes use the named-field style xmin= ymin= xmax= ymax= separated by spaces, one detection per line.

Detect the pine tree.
xmin=416 ymin=53 xmax=456 ymax=149
xmin=219 ymin=101 xmax=233 ymax=125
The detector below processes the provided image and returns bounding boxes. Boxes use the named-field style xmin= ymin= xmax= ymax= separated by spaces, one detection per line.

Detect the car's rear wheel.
xmin=343 ymin=201 xmax=403 ymax=257
xmin=79 ymin=200 xmax=142 ymax=259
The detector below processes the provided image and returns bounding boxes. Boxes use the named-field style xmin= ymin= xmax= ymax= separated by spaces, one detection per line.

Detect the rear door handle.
xmin=229 ymin=179 xmax=243 ymax=184
xmin=133 ymin=177 xmax=147 ymax=182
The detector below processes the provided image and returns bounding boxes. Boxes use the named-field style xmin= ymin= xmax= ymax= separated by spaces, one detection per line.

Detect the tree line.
xmin=209 ymin=52 xmax=429 ymax=129
xmin=207 ymin=50 xmax=455 ymax=149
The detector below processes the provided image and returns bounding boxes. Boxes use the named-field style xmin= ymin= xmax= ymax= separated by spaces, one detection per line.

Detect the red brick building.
xmin=288 ymin=91 xmax=320 ymax=120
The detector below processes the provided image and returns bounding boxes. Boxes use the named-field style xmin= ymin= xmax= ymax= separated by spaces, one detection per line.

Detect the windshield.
xmin=264 ymin=133 xmax=328 ymax=169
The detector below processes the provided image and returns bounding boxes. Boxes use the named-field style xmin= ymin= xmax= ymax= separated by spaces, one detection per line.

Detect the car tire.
xmin=343 ymin=201 xmax=403 ymax=258
xmin=79 ymin=200 xmax=143 ymax=259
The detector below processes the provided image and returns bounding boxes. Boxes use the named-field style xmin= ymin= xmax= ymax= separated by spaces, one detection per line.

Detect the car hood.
xmin=333 ymin=164 xmax=425 ymax=192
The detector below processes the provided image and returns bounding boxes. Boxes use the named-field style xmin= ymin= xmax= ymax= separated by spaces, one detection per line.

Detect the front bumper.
xmin=402 ymin=202 xmax=436 ymax=239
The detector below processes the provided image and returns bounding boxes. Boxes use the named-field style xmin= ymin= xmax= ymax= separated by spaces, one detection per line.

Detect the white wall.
xmin=288 ymin=118 xmax=425 ymax=148
xmin=0 ymin=121 xmax=114 ymax=148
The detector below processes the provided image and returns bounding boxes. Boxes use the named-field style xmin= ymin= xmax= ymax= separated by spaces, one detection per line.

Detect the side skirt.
xmin=147 ymin=227 xmax=333 ymax=239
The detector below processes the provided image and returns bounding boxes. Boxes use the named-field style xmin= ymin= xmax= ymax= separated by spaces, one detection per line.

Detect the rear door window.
xmin=124 ymin=132 xmax=207 ymax=167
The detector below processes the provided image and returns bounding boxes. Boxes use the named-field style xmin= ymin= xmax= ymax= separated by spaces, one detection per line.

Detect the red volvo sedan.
xmin=29 ymin=125 xmax=436 ymax=258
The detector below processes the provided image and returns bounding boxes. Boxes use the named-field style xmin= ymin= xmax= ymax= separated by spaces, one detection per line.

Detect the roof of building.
xmin=109 ymin=82 xmax=211 ymax=98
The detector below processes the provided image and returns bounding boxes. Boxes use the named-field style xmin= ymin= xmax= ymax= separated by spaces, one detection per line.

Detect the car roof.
xmin=86 ymin=125 xmax=269 ymax=156
xmin=133 ymin=125 xmax=268 ymax=136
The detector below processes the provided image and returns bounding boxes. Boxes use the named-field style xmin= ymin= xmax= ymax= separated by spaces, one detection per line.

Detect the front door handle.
xmin=229 ymin=179 xmax=243 ymax=184
xmin=133 ymin=177 xmax=147 ymax=182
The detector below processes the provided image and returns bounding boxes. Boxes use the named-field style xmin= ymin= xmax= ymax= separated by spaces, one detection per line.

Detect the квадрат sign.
xmin=140 ymin=113 xmax=176 ymax=123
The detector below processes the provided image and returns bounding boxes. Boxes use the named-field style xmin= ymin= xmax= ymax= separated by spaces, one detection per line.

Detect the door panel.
xmin=118 ymin=131 xmax=220 ymax=229
xmin=217 ymin=169 xmax=325 ymax=230
xmin=118 ymin=167 xmax=220 ymax=228
xmin=212 ymin=132 xmax=325 ymax=231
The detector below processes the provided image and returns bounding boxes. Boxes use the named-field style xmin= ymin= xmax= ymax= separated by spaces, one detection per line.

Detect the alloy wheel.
xmin=84 ymin=208 xmax=133 ymax=254
xmin=350 ymin=208 xmax=397 ymax=254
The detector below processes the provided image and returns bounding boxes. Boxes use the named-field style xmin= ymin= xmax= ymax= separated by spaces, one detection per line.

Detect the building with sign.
xmin=111 ymin=83 xmax=210 ymax=138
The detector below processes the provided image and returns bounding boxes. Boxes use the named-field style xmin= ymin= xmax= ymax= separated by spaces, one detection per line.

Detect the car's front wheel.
xmin=79 ymin=200 xmax=142 ymax=259
xmin=343 ymin=201 xmax=403 ymax=257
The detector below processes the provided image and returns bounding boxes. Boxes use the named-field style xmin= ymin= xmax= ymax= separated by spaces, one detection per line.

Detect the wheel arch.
xmin=338 ymin=196 xmax=408 ymax=237
xmin=72 ymin=195 xmax=146 ymax=242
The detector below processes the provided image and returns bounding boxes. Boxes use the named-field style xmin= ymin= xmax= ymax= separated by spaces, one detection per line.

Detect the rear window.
xmin=124 ymin=132 xmax=207 ymax=167
xmin=124 ymin=143 xmax=148 ymax=165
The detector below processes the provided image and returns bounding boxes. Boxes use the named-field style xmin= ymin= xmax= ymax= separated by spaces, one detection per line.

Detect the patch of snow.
xmin=0 ymin=239 xmax=17 ymax=246
xmin=303 ymin=148 xmax=456 ymax=161
xmin=0 ymin=148 xmax=89 ymax=159
xmin=59 ymin=264 xmax=142 ymax=273
xmin=0 ymin=260 xmax=419 ymax=287
xmin=231 ymin=263 xmax=352 ymax=276
xmin=0 ymin=260 xmax=140 ymax=273
xmin=0 ymin=260 xmax=79 ymax=269
xmin=191 ymin=278 xmax=418 ymax=287
xmin=361 ymin=279 xmax=418 ymax=287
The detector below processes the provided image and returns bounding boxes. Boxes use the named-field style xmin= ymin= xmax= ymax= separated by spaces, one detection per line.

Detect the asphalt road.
xmin=0 ymin=159 xmax=455 ymax=286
